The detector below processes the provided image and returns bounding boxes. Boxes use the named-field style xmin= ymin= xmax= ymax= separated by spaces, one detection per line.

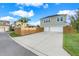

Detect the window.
xmin=57 ymin=17 xmax=63 ymax=22
xmin=44 ymin=18 xmax=50 ymax=23
xmin=49 ymin=18 xmax=50 ymax=22
xmin=44 ymin=20 xmax=45 ymax=23
xmin=57 ymin=17 xmax=59 ymax=22
xmin=46 ymin=18 xmax=49 ymax=22
xmin=61 ymin=17 xmax=63 ymax=21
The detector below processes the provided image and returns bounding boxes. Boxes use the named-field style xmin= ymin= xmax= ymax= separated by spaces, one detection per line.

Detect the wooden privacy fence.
xmin=63 ymin=26 xmax=74 ymax=33
xmin=14 ymin=27 xmax=44 ymax=35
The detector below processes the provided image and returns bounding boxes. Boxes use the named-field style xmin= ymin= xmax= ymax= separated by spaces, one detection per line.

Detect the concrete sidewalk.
xmin=12 ymin=32 xmax=70 ymax=56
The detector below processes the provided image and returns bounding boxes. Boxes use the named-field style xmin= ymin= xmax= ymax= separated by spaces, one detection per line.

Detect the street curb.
xmin=8 ymin=34 xmax=48 ymax=56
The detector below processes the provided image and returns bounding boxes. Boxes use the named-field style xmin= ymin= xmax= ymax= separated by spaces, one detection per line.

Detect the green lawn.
xmin=9 ymin=31 xmax=20 ymax=37
xmin=63 ymin=33 xmax=79 ymax=56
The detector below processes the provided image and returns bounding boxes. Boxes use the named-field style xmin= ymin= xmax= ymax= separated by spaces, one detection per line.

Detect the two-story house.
xmin=40 ymin=14 xmax=67 ymax=32
xmin=0 ymin=20 xmax=10 ymax=32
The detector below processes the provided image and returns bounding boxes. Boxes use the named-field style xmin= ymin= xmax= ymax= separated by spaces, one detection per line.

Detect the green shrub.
xmin=9 ymin=31 xmax=20 ymax=37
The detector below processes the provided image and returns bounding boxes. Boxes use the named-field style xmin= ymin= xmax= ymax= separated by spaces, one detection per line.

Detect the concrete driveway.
xmin=14 ymin=32 xmax=70 ymax=56
xmin=0 ymin=32 xmax=37 ymax=56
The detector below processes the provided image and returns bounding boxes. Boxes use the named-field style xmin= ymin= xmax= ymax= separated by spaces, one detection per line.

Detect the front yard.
xmin=9 ymin=31 xmax=20 ymax=37
xmin=63 ymin=33 xmax=79 ymax=56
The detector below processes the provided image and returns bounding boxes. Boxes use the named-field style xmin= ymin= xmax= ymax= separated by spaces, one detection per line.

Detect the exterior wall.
xmin=40 ymin=15 xmax=67 ymax=28
xmin=40 ymin=15 xmax=67 ymax=32
xmin=40 ymin=19 xmax=44 ymax=27
xmin=4 ymin=26 xmax=9 ymax=31
xmin=0 ymin=21 xmax=10 ymax=32
xmin=0 ymin=26 xmax=5 ymax=32
xmin=0 ymin=26 xmax=9 ymax=32
xmin=16 ymin=22 xmax=22 ymax=25
xmin=15 ymin=21 xmax=27 ymax=28
xmin=51 ymin=16 xmax=66 ymax=27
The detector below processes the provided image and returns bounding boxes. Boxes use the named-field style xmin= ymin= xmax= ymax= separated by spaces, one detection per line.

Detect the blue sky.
xmin=0 ymin=3 xmax=79 ymax=25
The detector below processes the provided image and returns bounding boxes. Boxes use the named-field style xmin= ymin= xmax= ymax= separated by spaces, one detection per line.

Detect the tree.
xmin=19 ymin=17 xmax=30 ymax=23
xmin=71 ymin=10 xmax=79 ymax=32
xmin=71 ymin=16 xmax=76 ymax=29
xmin=18 ymin=17 xmax=31 ymax=26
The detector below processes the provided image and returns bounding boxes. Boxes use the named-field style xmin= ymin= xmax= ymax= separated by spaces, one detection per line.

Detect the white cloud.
xmin=57 ymin=10 xmax=77 ymax=16
xmin=0 ymin=16 xmax=16 ymax=21
xmin=17 ymin=3 xmax=43 ymax=7
xmin=28 ymin=10 xmax=34 ymax=17
xmin=28 ymin=20 xmax=40 ymax=26
xmin=17 ymin=3 xmax=49 ymax=8
xmin=0 ymin=16 xmax=17 ymax=24
xmin=10 ymin=10 xmax=34 ymax=17
xmin=43 ymin=4 xmax=48 ymax=8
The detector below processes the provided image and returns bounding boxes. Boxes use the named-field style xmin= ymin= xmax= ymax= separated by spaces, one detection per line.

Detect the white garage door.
xmin=44 ymin=27 xmax=63 ymax=32
xmin=0 ymin=27 xmax=5 ymax=32
xmin=44 ymin=27 xmax=50 ymax=31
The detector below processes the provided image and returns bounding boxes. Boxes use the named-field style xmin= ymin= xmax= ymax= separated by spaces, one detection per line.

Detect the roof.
xmin=40 ymin=14 xmax=67 ymax=19
xmin=0 ymin=20 xmax=10 ymax=26
xmin=0 ymin=20 xmax=10 ymax=22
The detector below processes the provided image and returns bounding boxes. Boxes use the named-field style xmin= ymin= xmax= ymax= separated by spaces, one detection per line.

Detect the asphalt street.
xmin=0 ymin=32 xmax=37 ymax=56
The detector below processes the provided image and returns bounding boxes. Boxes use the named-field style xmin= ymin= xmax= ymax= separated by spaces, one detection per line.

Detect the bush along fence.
xmin=63 ymin=26 xmax=75 ymax=33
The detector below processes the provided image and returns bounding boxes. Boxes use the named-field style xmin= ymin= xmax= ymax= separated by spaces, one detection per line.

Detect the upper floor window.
xmin=57 ymin=17 xmax=63 ymax=22
xmin=61 ymin=17 xmax=63 ymax=21
xmin=57 ymin=17 xmax=59 ymax=22
xmin=44 ymin=18 xmax=50 ymax=23
xmin=44 ymin=20 xmax=45 ymax=23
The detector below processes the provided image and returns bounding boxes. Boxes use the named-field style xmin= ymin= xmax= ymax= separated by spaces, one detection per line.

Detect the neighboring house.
xmin=14 ymin=21 xmax=28 ymax=28
xmin=40 ymin=14 xmax=67 ymax=32
xmin=0 ymin=20 xmax=10 ymax=32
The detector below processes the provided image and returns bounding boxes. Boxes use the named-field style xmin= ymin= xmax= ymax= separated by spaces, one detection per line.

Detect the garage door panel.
xmin=44 ymin=27 xmax=50 ymax=31
xmin=44 ymin=27 xmax=63 ymax=32
xmin=0 ymin=26 xmax=5 ymax=32
xmin=50 ymin=27 xmax=63 ymax=32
